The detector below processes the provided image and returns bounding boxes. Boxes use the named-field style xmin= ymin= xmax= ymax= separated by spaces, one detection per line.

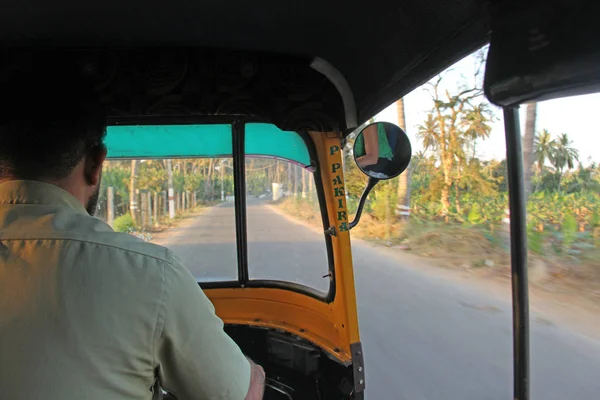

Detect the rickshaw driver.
xmin=0 ymin=67 xmax=265 ymax=399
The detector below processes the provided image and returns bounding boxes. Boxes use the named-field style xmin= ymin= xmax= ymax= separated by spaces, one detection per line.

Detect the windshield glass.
xmin=245 ymin=156 xmax=330 ymax=293
xmin=98 ymin=123 xmax=330 ymax=296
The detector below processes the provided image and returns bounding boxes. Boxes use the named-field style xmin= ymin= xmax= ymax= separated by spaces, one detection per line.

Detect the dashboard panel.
xmin=161 ymin=325 xmax=355 ymax=399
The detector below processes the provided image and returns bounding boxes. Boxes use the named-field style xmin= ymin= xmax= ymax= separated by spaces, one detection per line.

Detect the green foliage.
xmin=338 ymin=73 xmax=596 ymax=264
xmin=410 ymin=74 xmax=498 ymax=219
xmin=101 ymin=163 xmax=131 ymax=214
xmin=483 ymin=159 xmax=508 ymax=192
xmin=590 ymin=211 xmax=600 ymax=230
xmin=527 ymin=224 xmax=545 ymax=255
xmin=561 ymin=213 xmax=578 ymax=252
xmin=103 ymin=164 xmax=130 ymax=196
xmin=563 ymin=163 xmax=600 ymax=193
xmin=220 ymin=176 xmax=234 ymax=196
xmin=539 ymin=171 xmax=561 ymax=192
xmin=101 ymin=157 xmax=319 ymax=215
xmin=173 ymin=171 xmax=185 ymax=192
xmin=534 ymin=129 xmax=557 ymax=172
xmin=467 ymin=203 xmax=484 ymax=225
xmin=343 ymin=147 xmax=369 ymax=199
xmin=553 ymin=133 xmax=579 ymax=173
xmin=532 ymin=130 xmax=580 ymax=194
xmin=183 ymin=173 xmax=203 ymax=192
xmin=370 ymin=181 xmax=397 ymax=222
xmin=137 ymin=161 xmax=167 ymax=192
xmin=113 ymin=213 xmax=135 ymax=232
xmin=346 ymin=197 xmax=359 ymax=216
xmin=527 ymin=191 xmax=600 ymax=234
xmin=590 ymin=212 xmax=600 ymax=245
xmin=247 ymin=171 xmax=270 ymax=196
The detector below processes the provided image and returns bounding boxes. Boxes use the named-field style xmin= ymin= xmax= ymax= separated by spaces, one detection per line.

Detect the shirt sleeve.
xmin=155 ymin=252 xmax=251 ymax=400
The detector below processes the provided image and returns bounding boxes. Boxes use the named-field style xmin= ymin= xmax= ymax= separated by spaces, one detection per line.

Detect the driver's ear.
xmin=84 ymin=144 xmax=107 ymax=186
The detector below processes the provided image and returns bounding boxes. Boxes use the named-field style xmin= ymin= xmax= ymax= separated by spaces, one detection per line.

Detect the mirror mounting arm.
xmin=324 ymin=226 xmax=337 ymax=236
xmin=349 ymin=177 xmax=380 ymax=230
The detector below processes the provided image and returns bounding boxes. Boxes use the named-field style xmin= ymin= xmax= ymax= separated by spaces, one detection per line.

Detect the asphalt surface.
xmin=155 ymin=201 xmax=600 ymax=400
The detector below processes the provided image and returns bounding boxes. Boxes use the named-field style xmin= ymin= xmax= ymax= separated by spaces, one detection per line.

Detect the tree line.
xmin=99 ymin=158 xmax=315 ymax=230
xmin=340 ymin=70 xmax=599 ymax=250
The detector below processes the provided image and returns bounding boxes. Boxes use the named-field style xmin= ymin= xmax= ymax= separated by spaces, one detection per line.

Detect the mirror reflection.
xmin=353 ymin=121 xmax=412 ymax=179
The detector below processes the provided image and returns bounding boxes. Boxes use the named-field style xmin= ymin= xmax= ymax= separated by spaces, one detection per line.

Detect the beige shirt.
xmin=0 ymin=180 xmax=250 ymax=399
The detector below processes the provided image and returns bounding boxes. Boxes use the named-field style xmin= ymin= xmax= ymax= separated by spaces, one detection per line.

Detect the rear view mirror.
xmin=353 ymin=122 xmax=412 ymax=180
xmin=349 ymin=122 xmax=412 ymax=230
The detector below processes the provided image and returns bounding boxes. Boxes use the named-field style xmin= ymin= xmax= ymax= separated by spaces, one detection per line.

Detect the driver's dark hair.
xmin=0 ymin=61 xmax=107 ymax=181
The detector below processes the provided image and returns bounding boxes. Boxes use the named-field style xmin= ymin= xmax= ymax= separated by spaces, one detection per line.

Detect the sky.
xmin=374 ymin=50 xmax=600 ymax=165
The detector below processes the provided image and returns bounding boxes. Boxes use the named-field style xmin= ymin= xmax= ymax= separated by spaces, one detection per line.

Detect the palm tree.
xmin=395 ymin=98 xmax=411 ymax=221
xmin=416 ymin=113 xmax=439 ymax=151
xmin=552 ymin=133 xmax=579 ymax=191
xmin=417 ymin=110 xmax=453 ymax=220
xmin=533 ymin=129 xmax=557 ymax=174
xmin=417 ymin=80 xmax=493 ymax=222
xmin=462 ymin=104 xmax=492 ymax=142
xmin=552 ymin=133 xmax=579 ymax=173
xmin=461 ymin=103 xmax=492 ymax=162
xmin=522 ymin=102 xmax=537 ymax=197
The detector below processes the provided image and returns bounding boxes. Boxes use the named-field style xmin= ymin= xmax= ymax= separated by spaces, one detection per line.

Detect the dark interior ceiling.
xmin=484 ymin=0 xmax=600 ymax=107
xmin=0 ymin=0 xmax=490 ymax=130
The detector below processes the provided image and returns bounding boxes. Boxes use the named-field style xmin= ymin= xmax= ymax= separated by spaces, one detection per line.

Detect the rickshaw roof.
xmin=0 ymin=0 xmax=489 ymax=130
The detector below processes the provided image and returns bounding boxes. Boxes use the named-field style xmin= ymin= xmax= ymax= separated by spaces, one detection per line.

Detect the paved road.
xmin=156 ymin=201 xmax=600 ymax=400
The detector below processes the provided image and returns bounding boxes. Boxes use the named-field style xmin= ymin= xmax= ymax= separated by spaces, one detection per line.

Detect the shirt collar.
xmin=0 ymin=180 xmax=87 ymax=213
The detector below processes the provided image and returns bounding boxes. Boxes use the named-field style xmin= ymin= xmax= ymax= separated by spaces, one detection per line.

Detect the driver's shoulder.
xmin=84 ymin=229 xmax=173 ymax=265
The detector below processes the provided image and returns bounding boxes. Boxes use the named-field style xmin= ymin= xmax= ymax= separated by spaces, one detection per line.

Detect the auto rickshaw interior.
xmin=102 ymin=120 xmax=361 ymax=400
xmin=2 ymin=0 xmax=600 ymax=399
